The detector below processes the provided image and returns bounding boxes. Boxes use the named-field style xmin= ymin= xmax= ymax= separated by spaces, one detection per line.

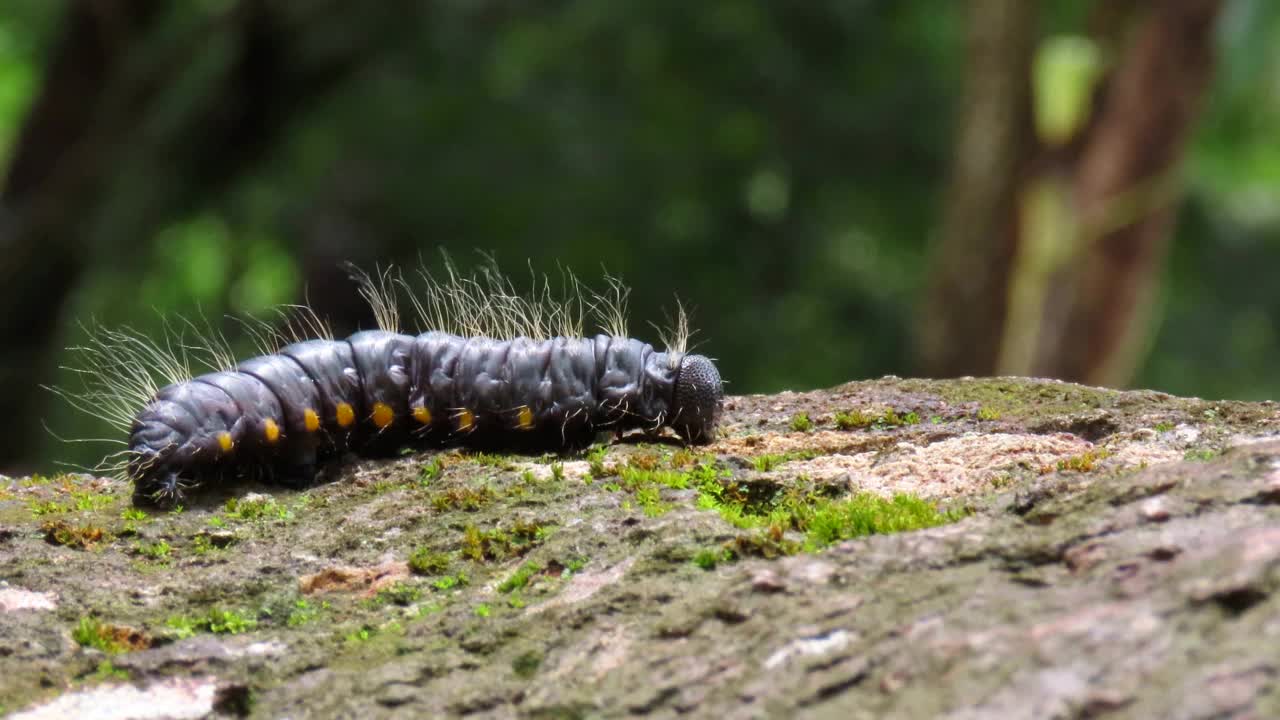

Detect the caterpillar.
xmin=54 ymin=261 xmax=724 ymax=506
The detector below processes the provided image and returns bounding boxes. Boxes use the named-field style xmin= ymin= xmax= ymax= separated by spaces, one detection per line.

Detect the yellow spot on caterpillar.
xmin=217 ymin=432 xmax=234 ymax=453
xmin=413 ymin=405 xmax=432 ymax=425
xmin=304 ymin=408 xmax=320 ymax=432
xmin=336 ymin=402 xmax=355 ymax=428
xmin=456 ymin=409 xmax=475 ymax=432
xmin=264 ymin=419 xmax=280 ymax=444
xmin=372 ymin=402 xmax=394 ymax=429
xmin=516 ymin=406 xmax=534 ymax=430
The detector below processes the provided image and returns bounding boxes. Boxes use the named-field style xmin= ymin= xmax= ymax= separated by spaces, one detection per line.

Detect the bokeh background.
xmin=1 ymin=0 xmax=1276 ymax=473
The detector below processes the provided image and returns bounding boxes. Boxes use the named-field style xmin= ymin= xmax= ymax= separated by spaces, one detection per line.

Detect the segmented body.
xmin=128 ymin=329 xmax=722 ymax=504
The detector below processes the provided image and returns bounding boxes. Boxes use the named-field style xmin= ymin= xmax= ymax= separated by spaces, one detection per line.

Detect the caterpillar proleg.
xmin=53 ymin=261 xmax=724 ymax=506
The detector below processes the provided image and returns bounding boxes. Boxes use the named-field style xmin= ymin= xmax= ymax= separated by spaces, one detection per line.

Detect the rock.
xmin=3 ymin=377 xmax=1280 ymax=718
xmin=0 ymin=586 xmax=56 ymax=613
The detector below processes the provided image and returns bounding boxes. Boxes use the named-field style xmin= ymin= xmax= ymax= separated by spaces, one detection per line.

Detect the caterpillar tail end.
xmin=670 ymin=354 xmax=724 ymax=444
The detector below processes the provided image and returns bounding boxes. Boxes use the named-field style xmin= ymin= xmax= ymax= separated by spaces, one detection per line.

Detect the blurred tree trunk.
xmin=0 ymin=1 xmax=387 ymax=471
xmin=0 ymin=0 xmax=165 ymax=472
xmin=920 ymin=0 xmax=1224 ymax=387
xmin=917 ymin=0 xmax=1035 ymax=378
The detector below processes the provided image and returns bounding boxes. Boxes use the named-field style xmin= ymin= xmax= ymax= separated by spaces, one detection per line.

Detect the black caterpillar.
xmin=56 ymin=263 xmax=723 ymax=506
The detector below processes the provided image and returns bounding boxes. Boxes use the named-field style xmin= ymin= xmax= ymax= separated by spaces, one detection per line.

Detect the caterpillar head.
xmin=126 ymin=395 xmax=228 ymax=506
xmin=670 ymin=354 xmax=724 ymax=444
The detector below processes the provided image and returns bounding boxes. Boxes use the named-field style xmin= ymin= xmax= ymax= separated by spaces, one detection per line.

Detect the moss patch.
xmin=42 ymin=520 xmax=110 ymax=550
xmin=789 ymin=412 xmax=814 ymax=433
xmin=833 ymin=408 xmax=921 ymax=430
xmin=408 ymin=548 xmax=451 ymax=576
xmin=72 ymin=618 xmax=151 ymax=655
xmin=430 ymin=485 xmax=496 ymax=512
xmin=223 ymin=495 xmax=293 ymax=522
xmin=801 ymin=493 xmax=963 ymax=550
xmin=694 ymin=464 xmax=967 ymax=558
xmin=461 ymin=521 xmax=549 ymax=562
xmin=497 ymin=561 xmax=544 ymax=594
xmin=165 ymin=608 xmax=258 ymax=638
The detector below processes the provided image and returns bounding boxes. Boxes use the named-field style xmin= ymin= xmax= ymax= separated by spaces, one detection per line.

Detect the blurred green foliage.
xmin=3 ymin=1 xmax=1280 ymax=470
xmin=0 ymin=1 xmax=50 ymax=167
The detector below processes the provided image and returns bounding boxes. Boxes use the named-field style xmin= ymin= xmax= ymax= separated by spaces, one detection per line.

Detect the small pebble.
xmin=751 ymin=569 xmax=785 ymax=594
xmin=1140 ymin=498 xmax=1170 ymax=523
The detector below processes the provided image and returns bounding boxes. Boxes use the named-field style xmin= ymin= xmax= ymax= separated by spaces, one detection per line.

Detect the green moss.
xmin=619 ymin=466 xmax=689 ymax=490
xmin=166 ymin=607 xmax=257 ymax=638
xmin=834 ymin=408 xmax=921 ymax=431
xmin=512 ymin=651 xmax=542 ymax=678
xmin=369 ymin=582 xmax=422 ymax=607
xmin=833 ymin=410 xmax=873 ymax=430
xmin=1184 ymin=448 xmax=1220 ymax=461
xmin=461 ymin=521 xmax=548 ymax=562
xmin=586 ymin=446 xmax=614 ymax=479
xmin=549 ymin=461 xmax=566 ymax=482
xmin=693 ymin=463 xmax=966 ymax=559
xmin=752 ymin=454 xmax=788 ymax=472
xmin=467 ymin=452 xmax=518 ymax=470
xmin=286 ymin=599 xmax=329 ymax=627
xmin=223 ymin=496 xmax=292 ymax=522
xmin=119 ymin=507 xmax=149 ymax=533
xmin=134 ymin=540 xmax=171 ymax=561
xmin=692 ymin=547 xmax=732 ymax=570
xmin=408 ymin=547 xmax=451 ymax=576
xmin=418 ymin=456 xmax=445 ymax=485
xmin=749 ymin=451 xmax=817 ymax=472
xmin=86 ymin=660 xmax=129 ymax=682
xmin=497 ymin=561 xmax=543 ymax=593
xmin=416 ymin=602 xmax=444 ymax=618
xmin=633 ymin=486 xmax=668 ymax=516
xmin=789 ymin=412 xmax=814 ymax=433
xmin=990 ymin=473 xmax=1016 ymax=489
xmin=1154 ymin=421 xmax=1175 ymax=432
xmin=473 ymin=603 xmax=492 ymax=618
xmin=611 ymin=464 xmax=702 ymax=516
xmin=432 ymin=573 xmax=469 ymax=591
xmin=801 ymin=493 xmax=964 ymax=550
xmin=28 ymin=499 xmax=69 ymax=517
xmin=191 ymin=534 xmax=216 ymax=555
xmin=1056 ymin=449 xmax=1112 ymax=472
xmin=71 ymin=491 xmax=115 ymax=512
xmin=976 ymin=406 xmax=1002 ymax=421
xmin=429 ymin=484 xmax=496 ymax=512
xmin=72 ymin=618 xmax=131 ymax=654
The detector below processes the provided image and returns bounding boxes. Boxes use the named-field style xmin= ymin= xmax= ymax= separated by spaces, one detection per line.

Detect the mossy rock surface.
xmin=3 ymin=376 xmax=1279 ymax=719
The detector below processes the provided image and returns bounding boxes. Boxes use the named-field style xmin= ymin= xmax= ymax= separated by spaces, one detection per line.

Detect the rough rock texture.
xmin=2 ymin=377 xmax=1278 ymax=719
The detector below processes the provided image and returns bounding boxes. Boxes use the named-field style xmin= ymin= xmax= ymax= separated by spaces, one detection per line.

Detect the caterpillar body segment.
xmin=125 ymin=328 xmax=723 ymax=505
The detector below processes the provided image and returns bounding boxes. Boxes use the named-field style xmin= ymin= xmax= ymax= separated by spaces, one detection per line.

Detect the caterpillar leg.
xmin=272 ymin=462 xmax=319 ymax=489
xmin=133 ymin=471 xmax=186 ymax=508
